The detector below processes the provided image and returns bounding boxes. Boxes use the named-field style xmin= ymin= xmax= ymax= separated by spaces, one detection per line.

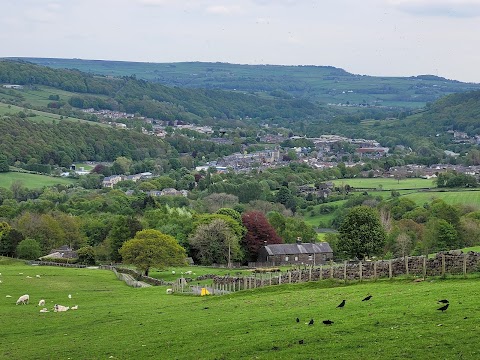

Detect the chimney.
xmin=296 ymin=237 xmax=302 ymax=245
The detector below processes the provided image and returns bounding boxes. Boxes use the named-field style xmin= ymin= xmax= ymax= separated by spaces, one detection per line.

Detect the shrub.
xmin=16 ymin=238 xmax=42 ymax=260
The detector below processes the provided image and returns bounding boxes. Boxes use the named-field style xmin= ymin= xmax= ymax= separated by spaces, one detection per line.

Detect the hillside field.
xmin=0 ymin=172 xmax=75 ymax=189
xmin=1 ymin=259 xmax=479 ymax=359
xmin=333 ymin=177 xmax=435 ymax=190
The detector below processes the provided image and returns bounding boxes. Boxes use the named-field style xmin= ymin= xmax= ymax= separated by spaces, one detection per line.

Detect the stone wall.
xmin=212 ymin=252 xmax=480 ymax=287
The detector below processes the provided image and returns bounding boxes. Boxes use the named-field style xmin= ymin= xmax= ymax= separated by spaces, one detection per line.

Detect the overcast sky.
xmin=1 ymin=0 xmax=480 ymax=82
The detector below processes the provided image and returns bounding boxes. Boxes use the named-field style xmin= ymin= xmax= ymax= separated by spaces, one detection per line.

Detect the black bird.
xmin=337 ymin=300 xmax=346 ymax=308
xmin=296 ymin=317 xmax=300 ymax=323
xmin=308 ymin=319 xmax=314 ymax=326
xmin=298 ymin=340 xmax=304 ymax=345
xmin=437 ymin=299 xmax=449 ymax=304
xmin=437 ymin=303 xmax=449 ymax=312
xmin=362 ymin=295 xmax=373 ymax=301
xmin=323 ymin=320 xmax=334 ymax=325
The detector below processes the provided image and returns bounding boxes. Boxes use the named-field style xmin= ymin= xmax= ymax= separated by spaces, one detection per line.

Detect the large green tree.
xmin=189 ymin=219 xmax=242 ymax=266
xmin=119 ymin=229 xmax=186 ymax=276
xmin=338 ymin=206 xmax=386 ymax=260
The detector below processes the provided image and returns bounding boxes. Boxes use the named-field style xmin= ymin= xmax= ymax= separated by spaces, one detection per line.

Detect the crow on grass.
xmin=437 ymin=303 xmax=449 ymax=312
xmin=362 ymin=295 xmax=373 ymax=301
xmin=437 ymin=299 xmax=449 ymax=304
xmin=337 ymin=300 xmax=346 ymax=308
xmin=323 ymin=320 xmax=334 ymax=325
xmin=296 ymin=317 xmax=300 ymax=323
xmin=307 ymin=319 xmax=314 ymax=326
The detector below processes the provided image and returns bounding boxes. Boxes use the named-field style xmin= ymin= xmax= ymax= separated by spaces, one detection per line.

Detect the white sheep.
xmin=6 ymin=295 xmax=12 ymax=298
xmin=166 ymin=288 xmax=174 ymax=294
xmin=54 ymin=304 xmax=69 ymax=312
xmin=68 ymin=294 xmax=72 ymax=299
xmin=26 ymin=276 xmax=32 ymax=279
xmin=16 ymin=294 xmax=29 ymax=305
xmin=185 ymin=271 xmax=192 ymax=275
xmin=39 ymin=308 xmax=49 ymax=313
xmin=38 ymin=299 xmax=45 ymax=307
xmin=36 ymin=275 xmax=41 ymax=278
xmin=71 ymin=305 xmax=78 ymax=310
xmin=171 ymin=271 xmax=176 ymax=275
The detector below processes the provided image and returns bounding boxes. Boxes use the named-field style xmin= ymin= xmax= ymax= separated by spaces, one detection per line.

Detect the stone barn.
xmin=257 ymin=241 xmax=333 ymax=266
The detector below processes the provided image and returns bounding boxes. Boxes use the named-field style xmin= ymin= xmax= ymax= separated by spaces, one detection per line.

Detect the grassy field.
xmin=333 ymin=177 xmax=435 ymax=190
xmin=0 ymin=172 xmax=75 ymax=189
xmin=0 ymin=101 xmax=100 ymax=125
xmin=1 ymin=259 xmax=479 ymax=359
xmin=404 ymin=190 xmax=480 ymax=208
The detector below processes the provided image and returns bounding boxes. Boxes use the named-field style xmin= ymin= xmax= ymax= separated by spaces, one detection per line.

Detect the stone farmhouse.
xmin=257 ymin=240 xmax=333 ymax=266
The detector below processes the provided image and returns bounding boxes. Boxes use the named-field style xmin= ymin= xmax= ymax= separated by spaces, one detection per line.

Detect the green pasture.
xmin=0 ymin=172 xmax=75 ymax=189
xmin=403 ymin=190 xmax=480 ymax=208
xmin=1 ymin=259 xmax=479 ymax=359
xmin=0 ymin=101 xmax=97 ymax=125
xmin=334 ymin=177 xmax=435 ymax=190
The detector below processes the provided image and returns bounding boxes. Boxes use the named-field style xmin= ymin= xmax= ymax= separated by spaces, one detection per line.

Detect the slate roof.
xmin=263 ymin=242 xmax=333 ymax=256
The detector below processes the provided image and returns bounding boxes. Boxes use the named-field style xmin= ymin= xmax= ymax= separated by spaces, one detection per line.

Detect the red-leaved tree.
xmin=241 ymin=211 xmax=283 ymax=262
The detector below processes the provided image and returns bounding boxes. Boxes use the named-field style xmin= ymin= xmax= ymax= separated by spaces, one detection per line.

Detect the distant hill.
xmin=11 ymin=57 xmax=480 ymax=109
xmin=0 ymin=59 xmax=339 ymax=126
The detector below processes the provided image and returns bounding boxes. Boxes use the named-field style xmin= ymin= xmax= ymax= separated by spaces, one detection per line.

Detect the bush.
xmin=39 ymin=257 xmax=78 ymax=264
xmin=77 ymin=245 xmax=96 ymax=265
xmin=16 ymin=238 xmax=42 ymax=260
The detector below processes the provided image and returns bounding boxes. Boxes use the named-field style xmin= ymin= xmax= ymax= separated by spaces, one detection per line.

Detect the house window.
xmin=295 ymin=256 xmax=298 ymax=261
xmin=285 ymin=256 xmax=289 ymax=261
xmin=308 ymin=255 xmax=313 ymax=261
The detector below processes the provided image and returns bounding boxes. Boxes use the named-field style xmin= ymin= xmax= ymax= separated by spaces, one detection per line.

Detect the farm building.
xmin=40 ymin=245 xmax=78 ymax=260
xmin=257 ymin=241 xmax=333 ymax=266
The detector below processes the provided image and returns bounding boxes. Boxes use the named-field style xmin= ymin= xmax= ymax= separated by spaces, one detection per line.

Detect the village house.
xmin=40 ymin=245 xmax=78 ymax=260
xmin=257 ymin=240 xmax=333 ymax=266
xmin=102 ymin=175 xmax=124 ymax=188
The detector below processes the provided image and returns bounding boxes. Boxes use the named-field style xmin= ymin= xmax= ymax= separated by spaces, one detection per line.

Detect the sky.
xmin=1 ymin=0 xmax=480 ymax=82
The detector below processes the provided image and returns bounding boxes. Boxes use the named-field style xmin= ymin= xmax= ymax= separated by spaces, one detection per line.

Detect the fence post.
xmin=373 ymin=261 xmax=377 ymax=281
xmin=299 ymin=270 xmax=302 ymax=283
xmin=320 ymin=264 xmax=323 ymax=280
xmin=388 ymin=259 xmax=392 ymax=279
xmin=289 ymin=271 xmax=292 ymax=284
xmin=330 ymin=260 xmax=334 ymax=279
xmin=269 ymin=272 xmax=272 ymax=286
xmin=309 ymin=267 xmax=312 ymax=282
xmin=423 ymin=256 xmax=427 ymax=279
xmin=359 ymin=261 xmax=363 ymax=282
xmin=405 ymin=256 xmax=409 ymax=276
xmin=441 ymin=254 xmax=446 ymax=277
xmin=279 ymin=272 xmax=282 ymax=285
xmin=344 ymin=261 xmax=347 ymax=283
xmin=463 ymin=254 xmax=467 ymax=278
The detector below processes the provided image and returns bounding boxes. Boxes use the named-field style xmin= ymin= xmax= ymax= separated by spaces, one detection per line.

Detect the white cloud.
xmin=390 ymin=0 xmax=480 ymax=18
xmin=205 ymin=5 xmax=243 ymax=15
xmin=137 ymin=0 xmax=172 ymax=6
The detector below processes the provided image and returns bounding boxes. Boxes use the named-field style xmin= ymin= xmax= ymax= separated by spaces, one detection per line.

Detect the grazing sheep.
xmin=26 ymin=276 xmax=32 ymax=279
xmin=38 ymin=299 xmax=45 ymax=307
xmin=68 ymin=294 xmax=72 ymax=299
xmin=171 ymin=271 xmax=176 ymax=275
xmin=0 ymin=280 xmax=2 ymax=283
xmin=53 ymin=304 xmax=69 ymax=312
xmin=16 ymin=294 xmax=29 ymax=305
xmin=166 ymin=288 xmax=174 ymax=294
xmin=71 ymin=305 xmax=78 ymax=310
xmin=185 ymin=271 xmax=192 ymax=275
xmin=39 ymin=308 xmax=49 ymax=313
xmin=35 ymin=275 xmax=41 ymax=278
xmin=6 ymin=295 xmax=12 ymax=298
